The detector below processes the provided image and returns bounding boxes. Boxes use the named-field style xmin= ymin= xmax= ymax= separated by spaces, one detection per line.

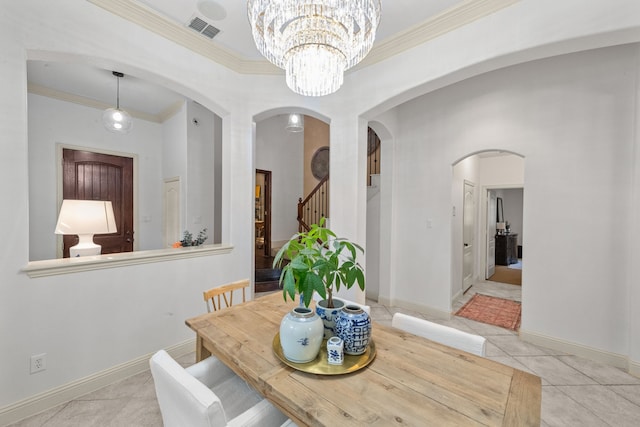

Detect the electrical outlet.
xmin=30 ymin=353 xmax=46 ymax=374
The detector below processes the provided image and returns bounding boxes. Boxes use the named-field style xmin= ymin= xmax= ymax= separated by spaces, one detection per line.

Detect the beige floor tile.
xmin=38 ymin=398 xmax=130 ymax=427
xmin=609 ymin=385 xmax=640 ymax=406
xmin=557 ymin=384 xmax=640 ymax=426
xmin=515 ymin=356 xmax=599 ymax=386
xmin=541 ymin=386 xmax=608 ymax=426
xmin=557 ymin=355 xmax=640 ymax=385
xmin=488 ymin=335 xmax=554 ymax=356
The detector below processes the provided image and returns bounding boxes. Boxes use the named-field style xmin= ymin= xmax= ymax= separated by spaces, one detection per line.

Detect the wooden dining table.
xmin=185 ymin=292 xmax=541 ymax=426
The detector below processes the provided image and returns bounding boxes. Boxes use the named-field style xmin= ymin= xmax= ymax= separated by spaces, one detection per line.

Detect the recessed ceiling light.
xmin=197 ymin=0 xmax=226 ymax=21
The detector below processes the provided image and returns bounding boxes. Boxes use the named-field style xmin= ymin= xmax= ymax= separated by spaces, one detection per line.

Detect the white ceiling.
xmin=134 ymin=0 xmax=461 ymax=60
xmin=28 ymin=0 xmax=510 ymax=119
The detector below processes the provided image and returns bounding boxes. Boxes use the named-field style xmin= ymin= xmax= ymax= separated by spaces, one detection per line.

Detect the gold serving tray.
xmin=272 ymin=333 xmax=376 ymax=375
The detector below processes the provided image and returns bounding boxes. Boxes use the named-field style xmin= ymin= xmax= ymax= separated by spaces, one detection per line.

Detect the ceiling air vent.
xmin=188 ymin=16 xmax=220 ymax=39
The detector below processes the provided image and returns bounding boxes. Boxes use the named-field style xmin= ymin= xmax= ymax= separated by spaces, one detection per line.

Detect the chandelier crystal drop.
xmin=248 ymin=0 xmax=381 ymax=97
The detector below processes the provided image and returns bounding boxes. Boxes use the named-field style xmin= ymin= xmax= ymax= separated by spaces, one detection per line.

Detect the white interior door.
xmin=486 ymin=190 xmax=496 ymax=279
xmin=463 ymin=182 xmax=475 ymax=292
xmin=163 ymin=177 xmax=180 ymax=248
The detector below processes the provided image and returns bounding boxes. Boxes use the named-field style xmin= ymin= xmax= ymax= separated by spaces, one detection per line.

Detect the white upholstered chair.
xmin=391 ymin=313 xmax=487 ymax=357
xmin=149 ymin=350 xmax=291 ymax=427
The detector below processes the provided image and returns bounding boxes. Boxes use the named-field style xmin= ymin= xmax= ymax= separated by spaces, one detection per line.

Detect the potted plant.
xmin=273 ymin=218 xmax=365 ymax=338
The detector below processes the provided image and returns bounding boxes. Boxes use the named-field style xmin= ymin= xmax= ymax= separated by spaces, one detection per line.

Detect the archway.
xmin=252 ymin=108 xmax=331 ymax=293
xmin=365 ymin=120 xmax=394 ymax=302
xmin=451 ymin=150 xmax=525 ymax=311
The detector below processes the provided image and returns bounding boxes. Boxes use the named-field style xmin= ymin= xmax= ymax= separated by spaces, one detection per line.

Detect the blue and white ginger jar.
xmin=335 ymin=305 xmax=372 ymax=355
xmin=315 ymin=298 xmax=345 ymax=339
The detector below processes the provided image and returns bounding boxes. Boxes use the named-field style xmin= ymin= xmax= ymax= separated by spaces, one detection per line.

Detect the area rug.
xmin=488 ymin=265 xmax=521 ymax=286
xmin=455 ymin=294 xmax=521 ymax=331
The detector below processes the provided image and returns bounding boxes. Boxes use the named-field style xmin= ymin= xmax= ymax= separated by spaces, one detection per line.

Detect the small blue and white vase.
xmin=327 ymin=336 xmax=344 ymax=365
xmin=279 ymin=307 xmax=324 ymax=363
xmin=335 ymin=305 xmax=372 ymax=355
xmin=315 ymin=298 xmax=345 ymax=339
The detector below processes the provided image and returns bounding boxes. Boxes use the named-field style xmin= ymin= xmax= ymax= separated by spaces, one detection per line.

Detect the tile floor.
xmin=9 ymin=281 xmax=640 ymax=426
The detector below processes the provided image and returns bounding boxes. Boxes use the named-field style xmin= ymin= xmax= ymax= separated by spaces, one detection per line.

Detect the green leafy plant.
xmin=176 ymin=228 xmax=208 ymax=247
xmin=273 ymin=218 xmax=365 ymax=308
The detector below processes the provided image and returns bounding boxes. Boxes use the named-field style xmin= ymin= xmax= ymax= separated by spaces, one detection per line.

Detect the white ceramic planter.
xmin=279 ymin=307 xmax=324 ymax=363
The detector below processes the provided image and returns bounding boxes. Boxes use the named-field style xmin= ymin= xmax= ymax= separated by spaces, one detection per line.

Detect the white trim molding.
xmin=0 ymin=339 xmax=195 ymax=426
xmin=629 ymin=359 xmax=640 ymax=378
xmin=520 ymin=329 xmax=638 ymax=376
xmin=23 ymin=244 xmax=233 ymax=278
xmin=87 ymin=0 xmax=520 ymax=75
xmin=378 ymin=296 xmax=452 ymax=320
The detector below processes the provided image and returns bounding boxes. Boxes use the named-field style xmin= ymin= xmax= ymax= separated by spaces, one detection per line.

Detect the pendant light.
xmin=103 ymin=71 xmax=132 ymax=134
xmin=286 ymin=113 xmax=304 ymax=132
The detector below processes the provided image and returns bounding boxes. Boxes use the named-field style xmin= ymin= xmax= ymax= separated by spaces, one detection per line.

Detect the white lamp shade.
xmin=496 ymin=222 xmax=506 ymax=230
xmin=55 ymin=200 xmax=117 ymax=235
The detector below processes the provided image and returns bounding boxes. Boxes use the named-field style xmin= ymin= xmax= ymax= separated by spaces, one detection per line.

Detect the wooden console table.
xmin=185 ymin=292 xmax=541 ymax=426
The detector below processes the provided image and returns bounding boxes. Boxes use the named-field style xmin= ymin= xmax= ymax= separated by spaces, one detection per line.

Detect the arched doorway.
xmin=451 ymin=151 xmax=525 ymax=322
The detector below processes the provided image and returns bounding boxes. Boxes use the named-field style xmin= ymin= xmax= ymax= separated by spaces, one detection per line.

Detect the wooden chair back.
xmin=203 ymin=279 xmax=250 ymax=313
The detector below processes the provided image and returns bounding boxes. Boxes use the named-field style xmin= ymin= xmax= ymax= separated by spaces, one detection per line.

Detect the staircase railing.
xmin=367 ymin=127 xmax=381 ymax=186
xmin=297 ymin=175 xmax=329 ymax=232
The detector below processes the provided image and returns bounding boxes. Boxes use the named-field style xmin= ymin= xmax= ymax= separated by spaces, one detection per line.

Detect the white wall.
xmin=387 ymin=44 xmax=637 ymax=361
xmin=186 ymin=101 xmax=216 ymax=241
xmin=3 ymin=0 xmax=640 ymax=418
xmin=255 ymin=115 xmax=304 ymax=243
xmin=162 ymin=103 xmax=188 ymax=242
xmin=28 ymin=93 xmax=165 ymax=260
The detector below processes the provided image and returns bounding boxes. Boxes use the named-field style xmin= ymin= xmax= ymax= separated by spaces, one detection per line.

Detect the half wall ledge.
xmin=22 ymin=244 xmax=233 ymax=278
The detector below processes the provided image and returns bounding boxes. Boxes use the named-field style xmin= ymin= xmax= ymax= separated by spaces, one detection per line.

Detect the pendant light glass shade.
xmin=286 ymin=113 xmax=304 ymax=132
xmin=103 ymin=71 xmax=132 ymax=134
xmin=103 ymin=107 xmax=132 ymax=133
xmin=248 ymin=0 xmax=381 ymax=97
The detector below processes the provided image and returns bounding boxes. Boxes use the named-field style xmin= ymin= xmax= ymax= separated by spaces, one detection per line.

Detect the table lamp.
xmin=55 ymin=200 xmax=117 ymax=257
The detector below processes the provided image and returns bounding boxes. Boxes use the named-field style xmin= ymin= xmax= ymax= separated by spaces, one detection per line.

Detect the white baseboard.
xmin=629 ymin=359 xmax=640 ymax=378
xmin=0 ymin=339 xmax=195 ymax=426
xmin=451 ymin=289 xmax=463 ymax=304
xmin=379 ymin=296 xmax=451 ymax=320
xmin=519 ymin=330 xmax=636 ymax=372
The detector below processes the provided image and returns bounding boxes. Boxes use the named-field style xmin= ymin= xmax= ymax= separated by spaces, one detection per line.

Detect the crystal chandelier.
xmin=247 ymin=0 xmax=381 ymax=97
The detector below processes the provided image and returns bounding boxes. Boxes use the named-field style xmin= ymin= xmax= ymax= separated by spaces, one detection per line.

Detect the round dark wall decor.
xmin=311 ymin=146 xmax=330 ymax=180
xmin=367 ymin=131 xmax=380 ymax=155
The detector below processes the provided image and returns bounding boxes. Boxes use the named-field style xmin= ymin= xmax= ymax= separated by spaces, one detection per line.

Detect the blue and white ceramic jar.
xmin=327 ymin=336 xmax=344 ymax=365
xmin=335 ymin=305 xmax=372 ymax=355
xmin=279 ymin=307 xmax=324 ymax=363
xmin=315 ymin=298 xmax=345 ymax=339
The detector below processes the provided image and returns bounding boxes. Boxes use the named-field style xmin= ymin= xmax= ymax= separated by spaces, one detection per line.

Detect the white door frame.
xmin=480 ymin=184 xmax=524 ymax=281
xmin=486 ymin=190 xmax=497 ymax=279
xmin=462 ymin=180 xmax=476 ymax=293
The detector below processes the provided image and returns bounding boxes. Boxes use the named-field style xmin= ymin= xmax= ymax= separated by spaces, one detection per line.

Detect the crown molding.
xmin=87 ymin=0 xmax=519 ymax=75
xmin=356 ymin=0 xmax=520 ymax=69
xmin=87 ymin=0 xmax=281 ymax=75
xmin=28 ymin=82 xmax=184 ymax=123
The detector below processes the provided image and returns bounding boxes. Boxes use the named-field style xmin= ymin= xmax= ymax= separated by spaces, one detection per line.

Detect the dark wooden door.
xmin=62 ymin=148 xmax=134 ymax=257
xmin=256 ymin=169 xmax=272 ymax=258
